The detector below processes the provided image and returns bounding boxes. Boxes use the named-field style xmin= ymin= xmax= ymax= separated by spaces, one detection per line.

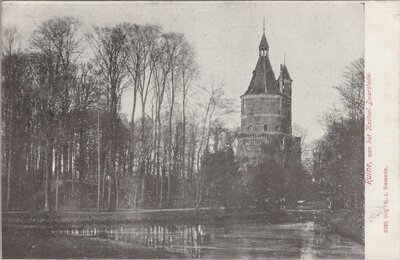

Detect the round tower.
xmin=240 ymin=29 xmax=287 ymax=135
xmin=237 ymin=25 xmax=299 ymax=162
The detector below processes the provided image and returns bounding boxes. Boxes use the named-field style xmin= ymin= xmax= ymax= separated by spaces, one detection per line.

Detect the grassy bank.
xmin=319 ymin=209 xmax=364 ymax=245
xmin=2 ymin=208 xmax=274 ymax=227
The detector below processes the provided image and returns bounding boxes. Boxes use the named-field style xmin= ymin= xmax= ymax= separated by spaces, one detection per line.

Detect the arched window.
xmin=263 ymin=124 xmax=268 ymax=132
xmin=248 ymin=125 xmax=252 ymax=131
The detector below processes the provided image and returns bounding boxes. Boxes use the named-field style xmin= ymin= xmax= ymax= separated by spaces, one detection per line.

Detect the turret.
xmin=277 ymin=62 xmax=293 ymax=134
xmin=278 ymin=63 xmax=292 ymax=97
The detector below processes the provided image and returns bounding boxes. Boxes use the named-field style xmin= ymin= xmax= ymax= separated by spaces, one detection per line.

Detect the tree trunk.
xmin=133 ymin=182 xmax=138 ymax=210
xmin=114 ymin=170 xmax=119 ymax=211
xmin=55 ymin=144 xmax=59 ymax=212
xmin=6 ymin=101 xmax=13 ymax=211
xmin=68 ymin=141 xmax=72 ymax=179
xmin=107 ymin=148 xmax=112 ymax=210
xmin=141 ymin=173 xmax=146 ymax=206
xmin=97 ymin=111 xmax=101 ymax=211
xmin=182 ymin=89 xmax=186 ymax=204
xmin=71 ymin=136 xmax=76 ymax=197
xmin=167 ymin=104 xmax=174 ymax=207
xmin=6 ymin=120 xmax=12 ymax=211
xmin=44 ymin=142 xmax=51 ymax=212
xmin=159 ymin=169 xmax=164 ymax=210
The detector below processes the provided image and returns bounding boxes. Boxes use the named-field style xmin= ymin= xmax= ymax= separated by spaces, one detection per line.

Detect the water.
xmin=54 ymin=221 xmax=364 ymax=259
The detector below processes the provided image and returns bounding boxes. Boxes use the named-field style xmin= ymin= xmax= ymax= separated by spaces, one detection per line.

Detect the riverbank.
xmin=319 ymin=208 xmax=364 ymax=245
xmin=280 ymin=208 xmax=364 ymax=245
xmin=2 ymin=225 xmax=183 ymax=259
xmin=2 ymin=207 xmax=276 ymax=227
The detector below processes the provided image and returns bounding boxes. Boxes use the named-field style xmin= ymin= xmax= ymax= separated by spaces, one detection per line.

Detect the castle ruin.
xmin=237 ymin=27 xmax=301 ymax=166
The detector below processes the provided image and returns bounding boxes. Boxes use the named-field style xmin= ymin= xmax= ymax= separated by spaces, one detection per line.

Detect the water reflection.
xmin=56 ymin=223 xmax=210 ymax=257
xmin=55 ymin=221 xmax=364 ymax=259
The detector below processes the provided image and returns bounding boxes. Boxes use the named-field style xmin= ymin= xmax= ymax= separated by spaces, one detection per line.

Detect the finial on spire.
xmin=284 ymin=53 xmax=286 ymax=65
xmin=263 ymin=17 xmax=265 ymax=34
xmin=259 ymin=17 xmax=269 ymax=52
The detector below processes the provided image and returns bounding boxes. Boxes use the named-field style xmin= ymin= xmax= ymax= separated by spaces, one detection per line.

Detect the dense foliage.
xmin=312 ymin=58 xmax=364 ymax=209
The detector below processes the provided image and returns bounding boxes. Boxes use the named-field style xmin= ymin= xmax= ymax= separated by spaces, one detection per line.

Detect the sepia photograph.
xmin=2 ymin=1 xmax=394 ymax=259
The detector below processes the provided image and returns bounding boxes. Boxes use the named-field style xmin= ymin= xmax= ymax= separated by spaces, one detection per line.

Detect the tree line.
xmin=312 ymin=58 xmax=365 ymax=209
xmin=1 ymin=16 xmax=365 ymax=213
xmin=1 ymin=17 xmax=234 ymax=212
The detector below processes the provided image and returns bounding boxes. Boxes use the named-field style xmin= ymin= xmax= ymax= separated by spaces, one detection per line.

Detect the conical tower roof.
xmin=280 ymin=64 xmax=292 ymax=81
xmin=244 ymin=32 xmax=278 ymax=95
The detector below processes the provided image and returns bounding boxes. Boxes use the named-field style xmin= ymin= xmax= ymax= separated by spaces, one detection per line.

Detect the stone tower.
xmin=237 ymin=27 xmax=301 ymax=164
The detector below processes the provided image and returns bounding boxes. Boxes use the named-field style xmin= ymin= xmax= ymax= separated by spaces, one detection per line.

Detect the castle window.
xmin=248 ymin=125 xmax=252 ymax=131
xmin=263 ymin=124 xmax=268 ymax=132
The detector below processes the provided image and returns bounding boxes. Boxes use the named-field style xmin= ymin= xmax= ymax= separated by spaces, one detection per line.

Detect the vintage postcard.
xmin=1 ymin=1 xmax=399 ymax=259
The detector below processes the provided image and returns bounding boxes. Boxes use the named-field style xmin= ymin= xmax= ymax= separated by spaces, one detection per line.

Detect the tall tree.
xmin=123 ymin=24 xmax=161 ymax=208
xmin=195 ymin=79 xmax=233 ymax=212
xmin=1 ymin=27 xmax=29 ymax=210
xmin=30 ymin=16 xmax=81 ymax=211
xmin=87 ymin=24 xmax=129 ymax=210
xmin=177 ymin=40 xmax=197 ymax=203
xmin=163 ymin=32 xmax=187 ymax=206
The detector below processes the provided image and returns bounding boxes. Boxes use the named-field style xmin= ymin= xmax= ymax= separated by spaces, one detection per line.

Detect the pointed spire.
xmin=259 ymin=18 xmax=269 ymax=51
xmin=244 ymin=18 xmax=279 ymax=96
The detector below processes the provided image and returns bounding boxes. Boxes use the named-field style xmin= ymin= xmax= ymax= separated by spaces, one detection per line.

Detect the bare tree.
xmin=2 ymin=19 xmax=237 ymax=213
xmin=151 ymin=33 xmax=173 ymax=209
xmin=2 ymin=27 xmax=22 ymax=56
xmin=124 ymin=24 xmax=164 ymax=208
xmin=30 ymin=16 xmax=81 ymax=211
xmin=87 ymin=24 xmax=129 ymax=210
xmin=163 ymin=32 xmax=187 ymax=206
xmin=194 ymin=78 xmax=233 ymax=212
xmin=1 ymin=27 xmax=26 ymax=211
xmin=178 ymin=41 xmax=197 ymax=203
xmin=334 ymin=58 xmax=364 ymax=122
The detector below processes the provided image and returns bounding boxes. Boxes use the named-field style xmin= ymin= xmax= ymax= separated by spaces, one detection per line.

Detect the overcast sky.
xmin=2 ymin=2 xmax=364 ymax=142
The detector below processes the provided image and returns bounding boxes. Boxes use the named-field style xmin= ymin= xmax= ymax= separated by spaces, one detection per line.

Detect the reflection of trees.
xmin=57 ymin=223 xmax=209 ymax=258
